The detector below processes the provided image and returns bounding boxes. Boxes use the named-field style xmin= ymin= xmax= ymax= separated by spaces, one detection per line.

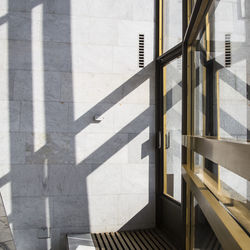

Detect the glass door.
xmin=163 ymin=56 xmax=182 ymax=202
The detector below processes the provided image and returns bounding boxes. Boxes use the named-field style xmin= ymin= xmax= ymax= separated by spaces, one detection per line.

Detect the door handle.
xmin=166 ymin=132 xmax=170 ymax=149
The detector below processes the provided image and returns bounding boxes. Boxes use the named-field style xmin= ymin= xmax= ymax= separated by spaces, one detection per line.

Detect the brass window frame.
xmin=157 ymin=0 xmax=183 ymax=200
xmin=158 ymin=44 xmax=182 ymax=198
xmin=181 ymin=0 xmax=250 ymax=249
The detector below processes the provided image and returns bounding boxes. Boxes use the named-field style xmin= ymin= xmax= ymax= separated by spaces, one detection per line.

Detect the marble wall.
xmin=0 ymin=0 xmax=156 ymax=249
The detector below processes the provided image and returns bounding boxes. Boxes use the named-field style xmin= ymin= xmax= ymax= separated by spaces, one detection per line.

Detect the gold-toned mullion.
xmin=159 ymin=0 xmax=167 ymax=195
xmin=185 ymin=44 xmax=192 ymax=250
xmin=206 ymin=14 xmax=210 ymax=61
xmin=187 ymin=45 xmax=193 ymax=170
xmin=187 ymin=0 xmax=192 ymax=24
xmin=184 ymin=168 xmax=250 ymax=250
xmin=186 ymin=0 xmax=213 ymax=46
xmin=159 ymin=0 xmax=163 ymax=56
xmin=163 ymin=66 xmax=167 ymax=195
xmin=191 ymin=45 xmax=195 ymax=160
xmin=216 ymin=71 xmax=221 ymax=191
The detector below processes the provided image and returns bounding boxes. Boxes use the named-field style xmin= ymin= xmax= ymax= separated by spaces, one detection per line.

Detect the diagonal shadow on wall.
xmin=0 ymin=0 xmax=157 ymax=249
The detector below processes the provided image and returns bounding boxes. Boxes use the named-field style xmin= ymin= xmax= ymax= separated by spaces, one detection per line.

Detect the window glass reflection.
xmin=164 ymin=57 xmax=182 ymax=201
xmin=191 ymin=195 xmax=223 ymax=249
xmin=193 ymin=0 xmax=250 ymax=142
xmin=194 ymin=152 xmax=250 ymax=234
xmin=163 ymin=0 xmax=182 ymax=52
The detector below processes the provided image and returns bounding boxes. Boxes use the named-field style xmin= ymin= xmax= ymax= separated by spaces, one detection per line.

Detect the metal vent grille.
xmin=92 ymin=229 xmax=174 ymax=249
xmin=225 ymin=34 xmax=231 ymax=67
xmin=139 ymin=34 xmax=145 ymax=68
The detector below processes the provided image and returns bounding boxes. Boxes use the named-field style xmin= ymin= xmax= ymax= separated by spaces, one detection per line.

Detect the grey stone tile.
xmin=128 ymin=132 xmax=155 ymax=164
xmin=0 ymin=70 xmax=15 ymax=101
xmin=75 ymin=44 xmax=113 ymax=74
xmin=8 ymin=0 xmax=27 ymax=12
xmin=88 ymin=195 xmax=118 ymax=226
xmin=42 ymin=14 xmax=72 ymax=43
xmin=25 ymin=132 xmax=75 ymax=165
xmin=117 ymin=20 xmax=154 ymax=47
xmin=13 ymin=70 xmax=33 ymax=101
xmin=71 ymin=17 xmax=90 ymax=44
xmin=14 ymin=70 xmax=62 ymax=102
xmin=89 ymin=163 xmax=122 ymax=195
xmin=20 ymin=101 xmax=69 ymax=132
xmin=43 ymin=42 xmax=72 ymax=72
xmin=8 ymin=40 xmax=32 ymax=70
xmin=12 ymin=197 xmax=49 ymax=229
xmin=61 ymin=72 xmax=127 ymax=104
xmin=89 ymin=0 xmax=133 ymax=20
xmin=48 ymin=0 xmax=91 ymax=16
xmin=68 ymin=102 xmax=115 ymax=134
xmin=121 ymin=77 xmax=155 ymax=105
xmin=75 ymin=132 xmax=128 ymax=165
xmin=114 ymin=104 xmax=155 ymax=133
xmin=11 ymin=164 xmax=46 ymax=197
xmin=121 ymin=164 xmax=155 ymax=194
xmin=0 ymin=41 xmax=8 ymax=72
xmin=0 ymin=132 xmax=26 ymax=164
xmin=48 ymin=164 xmax=92 ymax=196
xmin=132 ymin=0 xmax=154 ymax=21
xmin=8 ymin=12 xmax=30 ymax=41
xmin=0 ymin=101 xmax=21 ymax=132
xmin=89 ymin=18 xmax=118 ymax=46
xmin=44 ymin=102 xmax=69 ymax=132
xmin=113 ymin=46 xmax=138 ymax=74
xmin=53 ymin=196 xmax=89 ymax=228
xmin=118 ymin=194 xmax=155 ymax=226
xmin=13 ymin=229 xmax=47 ymax=250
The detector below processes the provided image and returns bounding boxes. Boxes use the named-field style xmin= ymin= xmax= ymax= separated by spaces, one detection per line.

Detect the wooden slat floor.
xmin=91 ymin=229 xmax=176 ymax=250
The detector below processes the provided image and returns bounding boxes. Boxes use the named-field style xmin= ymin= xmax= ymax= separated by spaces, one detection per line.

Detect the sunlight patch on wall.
xmin=0 ymin=100 xmax=10 ymax=133
xmin=32 ymin=4 xmax=46 ymax=152
xmin=75 ymin=130 xmax=128 ymax=165
xmin=0 ymin=133 xmax=10 ymax=166
xmin=119 ymin=194 xmax=149 ymax=227
xmin=0 ymin=1 xmax=7 ymax=12
xmin=127 ymin=127 xmax=151 ymax=163
xmin=113 ymin=102 xmax=151 ymax=133
xmin=0 ymin=66 xmax=8 ymax=101
xmin=122 ymin=78 xmax=151 ymax=105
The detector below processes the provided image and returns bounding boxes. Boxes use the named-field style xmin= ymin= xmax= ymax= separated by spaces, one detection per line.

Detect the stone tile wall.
xmin=0 ymin=0 xmax=155 ymax=249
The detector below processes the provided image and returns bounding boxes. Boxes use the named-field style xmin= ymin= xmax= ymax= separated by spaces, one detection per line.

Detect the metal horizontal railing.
xmin=182 ymin=135 xmax=250 ymax=181
xmin=182 ymin=167 xmax=250 ymax=249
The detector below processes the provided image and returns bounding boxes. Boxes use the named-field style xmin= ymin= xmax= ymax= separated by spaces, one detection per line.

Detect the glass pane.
xmin=163 ymin=0 xmax=182 ymax=52
xmin=193 ymin=0 xmax=250 ymax=141
xmin=191 ymin=195 xmax=223 ymax=249
xmin=163 ymin=57 xmax=182 ymax=201
xmin=190 ymin=0 xmax=197 ymax=15
xmin=194 ymin=152 xmax=250 ymax=234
